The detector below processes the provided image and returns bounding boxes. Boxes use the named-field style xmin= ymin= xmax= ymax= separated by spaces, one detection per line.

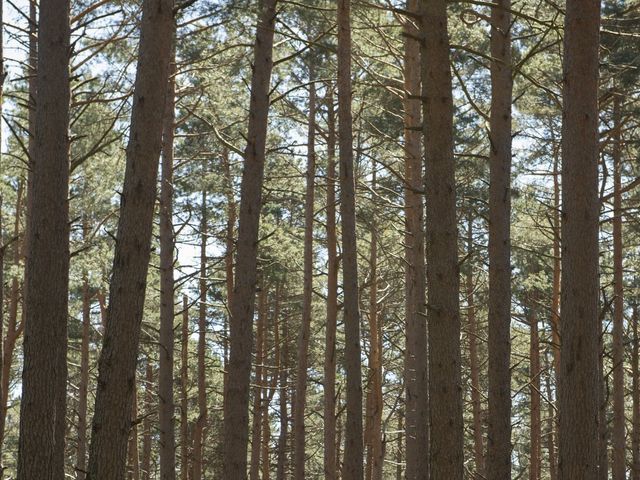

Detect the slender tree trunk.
xmin=293 ymin=71 xmax=317 ymax=480
xmin=530 ymin=299 xmax=541 ymax=480
xmin=598 ymin=319 xmax=608 ymax=480
xmin=487 ymin=1 xmax=513 ymax=478
xmin=420 ymin=0 xmax=464 ymax=477
xmin=558 ymin=1 xmax=601 ymax=478
xmin=337 ymin=1 xmax=364 ymax=478
xmin=159 ymin=39 xmax=177 ymax=480
xmin=250 ymin=283 xmax=267 ymax=480
xmin=403 ymin=2 xmax=428 ymax=478
xmin=551 ymin=153 xmax=561 ymax=375
xmin=224 ymin=146 xmax=236 ymax=394
xmin=128 ymin=387 xmax=141 ymax=480
xmin=17 ymin=0 xmax=71 ymax=476
xmin=397 ymin=410 xmax=404 ymax=480
xmin=466 ymin=217 xmax=484 ymax=478
xmin=77 ymin=232 xmax=91 ymax=480
xmin=0 ymin=2 xmax=5 ymax=466
xmin=223 ymin=1 xmax=278 ymax=476
xmin=324 ymin=86 xmax=339 ymax=480
xmin=141 ymin=360 xmax=154 ymax=480
xmin=611 ymin=93 xmax=625 ymax=480
xmin=276 ymin=292 xmax=289 ymax=480
xmin=180 ymin=295 xmax=190 ymax=480
xmin=632 ymin=304 xmax=640 ymax=480
xmin=545 ymin=353 xmax=558 ymax=480
xmin=193 ymin=189 xmax=208 ymax=480
xmin=87 ymin=1 xmax=174 ymax=477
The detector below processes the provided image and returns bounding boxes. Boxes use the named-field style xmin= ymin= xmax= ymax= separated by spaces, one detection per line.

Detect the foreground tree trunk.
xmin=558 ymin=1 xmax=601 ymax=479
xmin=486 ymin=1 xmax=513 ymax=478
xmin=420 ymin=0 xmax=464 ymax=477
xmin=293 ymin=73 xmax=317 ymax=480
xmin=159 ymin=40 xmax=177 ymax=480
xmin=223 ymin=0 xmax=278 ymax=476
xmin=403 ymin=2 xmax=428 ymax=478
xmin=86 ymin=1 xmax=175 ymax=476
xmin=17 ymin=0 xmax=71 ymax=477
xmin=337 ymin=1 xmax=364 ymax=478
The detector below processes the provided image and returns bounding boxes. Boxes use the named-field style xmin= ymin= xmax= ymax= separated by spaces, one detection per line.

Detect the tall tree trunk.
xmin=420 ymin=0 xmax=464 ymax=477
xmin=193 ymin=188 xmax=208 ymax=480
xmin=180 ymin=295 xmax=190 ymax=480
xmin=276 ymin=291 xmax=289 ymax=480
xmin=544 ymin=352 xmax=558 ymax=480
xmin=487 ymin=1 xmax=513 ymax=478
xmin=159 ymin=39 xmax=177 ymax=480
xmin=632 ymin=304 xmax=640 ymax=480
xmin=250 ymin=283 xmax=267 ymax=480
xmin=530 ymin=299 xmax=541 ymax=480
xmin=466 ymin=217 xmax=484 ymax=478
xmin=558 ymin=1 xmax=601 ymax=478
xmin=141 ymin=360 xmax=154 ymax=480
xmin=337 ymin=1 xmax=364 ymax=478
xmin=366 ymin=167 xmax=383 ymax=480
xmin=598 ymin=318 xmax=608 ymax=480
xmin=397 ymin=410 xmax=404 ymax=480
xmin=611 ymin=93 xmax=625 ymax=480
xmin=223 ymin=0 xmax=278 ymax=476
xmin=324 ymin=86 xmax=339 ymax=480
xmin=17 ymin=0 xmax=71 ymax=476
xmin=551 ymin=152 xmax=561 ymax=375
xmin=77 ymin=233 xmax=91 ymax=480
xmin=403 ymin=2 xmax=428 ymax=478
xmin=293 ymin=71 xmax=317 ymax=480
xmin=224 ymin=146 xmax=236 ymax=394
xmin=87 ymin=1 xmax=174 ymax=477
xmin=128 ymin=386 xmax=141 ymax=480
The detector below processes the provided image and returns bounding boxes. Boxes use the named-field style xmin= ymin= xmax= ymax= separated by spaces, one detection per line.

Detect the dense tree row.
xmin=0 ymin=0 xmax=639 ymax=479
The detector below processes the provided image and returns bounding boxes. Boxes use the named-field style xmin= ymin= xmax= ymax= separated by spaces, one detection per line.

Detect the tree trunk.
xmin=487 ymin=1 xmax=513 ymax=478
xmin=87 ymin=1 xmax=174 ymax=477
xmin=530 ymin=299 xmax=541 ymax=480
xmin=558 ymin=1 xmax=601 ymax=478
xmin=293 ymin=70 xmax=317 ymax=480
xmin=632 ymin=304 xmax=640 ymax=480
xmin=611 ymin=93 xmax=625 ymax=480
xmin=223 ymin=0 xmax=278 ymax=476
xmin=193 ymin=188 xmax=208 ymax=480
xmin=141 ymin=360 xmax=154 ymax=480
xmin=466 ymin=217 xmax=484 ymax=478
xmin=250 ymin=283 xmax=268 ymax=480
xmin=159 ymin=39 xmax=177 ymax=480
xmin=180 ymin=295 xmax=190 ymax=480
xmin=17 ymin=0 xmax=71 ymax=476
xmin=128 ymin=387 xmax=141 ymax=480
xmin=551 ymin=152 xmax=561 ymax=375
xmin=544 ymin=353 xmax=558 ymax=480
xmin=337 ymin=1 xmax=364 ymax=478
xmin=403 ymin=2 xmax=428 ymax=478
xmin=77 ymin=238 xmax=91 ymax=480
xmin=276 ymin=289 xmax=289 ymax=480
xmin=224 ymin=146 xmax=236 ymax=394
xmin=420 ymin=0 xmax=464 ymax=477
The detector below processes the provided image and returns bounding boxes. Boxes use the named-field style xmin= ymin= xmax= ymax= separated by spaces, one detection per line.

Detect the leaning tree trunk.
xmin=17 ymin=0 xmax=71 ymax=477
xmin=420 ymin=0 xmax=464 ymax=477
xmin=337 ymin=1 xmax=364 ymax=478
xmin=558 ymin=1 xmax=601 ymax=479
xmin=403 ymin=2 xmax=429 ymax=478
xmin=486 ymin=1 xmax=513 ymax=478
xmin=223 ymin=0 xmax=278 ymax=476
xmin=293 ymin=71 xmax=317 ymax=480
xmin=86 ymin=1 xmax=175 ymax=477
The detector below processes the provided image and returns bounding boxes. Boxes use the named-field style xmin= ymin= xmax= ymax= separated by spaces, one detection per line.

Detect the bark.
xmin=403 ymin=2 xmax=428 ymax=478
xmin=250 ymin=283 xmax=267 ymax=480
xmin=486 ymin=1 xmax=513 ymax=478
xmin=365 ymin=167 xmax=383 ymax=480
xmin=632 ymin=304 xmax=640 ymax=480
xmin=466 ymin=218 xmax=484 ymax=478
xmin=551 ymin=153 xmax=561 ymax=375
xmin=397 ymin=410 xmax=404 ymax=480
xmin=224 ymin=146 xmax=236 ymax=393
xmin=544 ymin=353 xmax=557 ymax=480
xmin=141 ymin=360 xmax=154 ymax=480
xmin=611 ymin=94 xmax=625 ymax=480
xmin=17 ymin=0 xmax=71 ymax=476
xmin=324 ymin=86 xmax=339 ymax=480
xmin=77 ymin=234 xmax=91 ymax=480
xmin=420 ymin=0 xmax=464 ymax=477
xmin=337 ymin=1 xmax=364 ymax=478
xmin=529 ymin=300 xmax=541 ymax=480
xmin=180 ymin=296 xmax=190 ymax=480
xmin=558 ymin=1 xmax=602 ymax=478
xmin=276 ymin=290 xmax=289 ymax=480
xmin=128 ymin=388 xmax=141 ymax=480
xmin=87 ymin=1 xmax=174 ymax=477
xmin=223 ymin=0 xmax=277 ymax=476
xmin=193 ymin=188 xmax=208 ymax=480
xmin=159 ymin=39 xmax=177 ymax=480
xmin=293 ymin=71 xmax=317 ymax=480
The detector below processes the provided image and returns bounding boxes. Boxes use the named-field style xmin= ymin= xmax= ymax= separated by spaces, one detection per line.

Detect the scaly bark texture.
xmin=159 ymin=39 xmax=177 ymax=480
xmin=293 ymin=74 xmax=316 ymax=480
xmin=558 ymin=1 xmax=601 ymax=479
xmin=420 ymin=0 xmax=464 ymax=477
xmin=86 ymin=1 xmax=174 ymax=477
xmin=17 ymin=0 xmax=71 ymax=477
xmin=486 ymin=1 xmax=513 ymax=478
xmin=337 ymin=1 xmax=364 ymax=478
xmin=223 ymin=0 xmax=277 ymax=477
xmin=403 ymin=2 xmax=428 ymax=478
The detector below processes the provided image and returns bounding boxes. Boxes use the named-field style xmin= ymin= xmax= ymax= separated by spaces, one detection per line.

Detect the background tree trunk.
xmin=180 ymin=296 xmax=190 ymax=480
xmin=530 ymin=299 xmax=541 ymax=480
